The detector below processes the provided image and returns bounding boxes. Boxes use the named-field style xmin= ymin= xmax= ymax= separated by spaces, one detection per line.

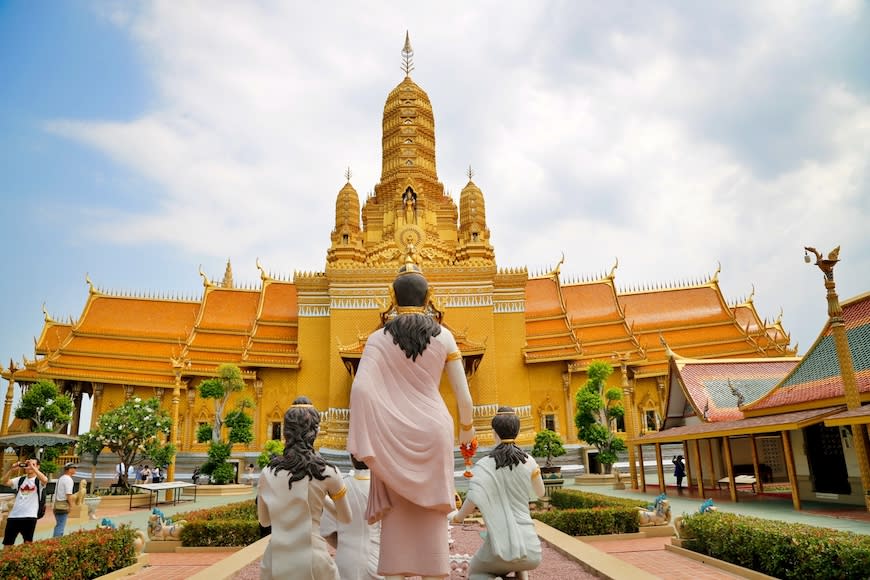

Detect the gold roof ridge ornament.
xmin=401 ymin=31 xmax=414 ymax=77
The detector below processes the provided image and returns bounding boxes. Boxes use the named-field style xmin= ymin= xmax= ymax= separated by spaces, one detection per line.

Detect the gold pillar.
xmin=616 ymin=355 xmax=639 ymax=489
xmin=123 ymin=385 xmax=135 ymax=400
xmin=1 ymin=368 xmax=16 ymax=435
xmin=185 ymin=388 xmax=196 ymax=451
xmin=682 ymin=440 xmax=692 ymax=489
xmin=637 ymin=444 xmax=646 ymax=490
xmin=167 ymin=359 xmax=183 ymax=498
xmin=92 ymin=383 xmax=104 ymax=424
xmin=70 ymin=384 xmax=83 ymax=436
xmin=805 ymin=246 xmax=870 ymax=510
xmin=253 ymin=380 xmax=264 ymax=448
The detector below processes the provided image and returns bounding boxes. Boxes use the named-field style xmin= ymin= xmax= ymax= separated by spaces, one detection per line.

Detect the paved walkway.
xmin=16 ymin=479 xmax=870 ymax=579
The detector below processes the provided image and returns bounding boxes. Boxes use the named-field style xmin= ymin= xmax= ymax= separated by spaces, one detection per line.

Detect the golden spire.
xmin=344 ymin=166 xmax=352 ymax=182
xmin=467 ymin=165 xmax=474 ymax=180
xmin=401 ymin=31 xmax=414 ymax=77
xmin=222 ymin=259 xmax=234 ymax=289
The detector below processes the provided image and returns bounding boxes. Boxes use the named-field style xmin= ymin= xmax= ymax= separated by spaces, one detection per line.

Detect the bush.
xmin=531 ymin=488 xmax=644 ymax=536
xmin=549 ymin=488 xmax=647 ymax=510
xmin=176 ymin=499 xmax=260 ymax=547
xmin=0 ymin=527 xmax=136 ymax=579
xmin=681 ymin=511 xmax=870 ymax=579
xmin=533 ymin=507 xmax=639 ymax=536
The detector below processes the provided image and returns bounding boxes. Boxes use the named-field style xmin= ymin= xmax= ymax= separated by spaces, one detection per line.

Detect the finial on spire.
xmin=401 ymin=31 xmax=415 ymax=77
xmin=345 ymin=166 xmax=352 ymax=182
xmin=467 ymin=165 xmax=474 ymax=180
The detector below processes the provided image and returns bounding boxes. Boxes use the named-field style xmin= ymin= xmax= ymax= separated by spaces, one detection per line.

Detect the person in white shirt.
xmin=52 ymin=462 xmax=80 ymax=537
xmin=152 ymin=466 xmax=161 ymax=483
xmin=2 ymin=458 xmax=48 ymax=546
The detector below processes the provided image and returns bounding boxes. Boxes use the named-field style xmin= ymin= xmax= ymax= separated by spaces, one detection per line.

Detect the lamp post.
xmin=805 ymin=246 xmax=870 ymax=510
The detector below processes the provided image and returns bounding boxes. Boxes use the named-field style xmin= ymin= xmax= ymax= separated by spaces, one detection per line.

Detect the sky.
xmin=1 ymin=1 xmax=868 ymax=418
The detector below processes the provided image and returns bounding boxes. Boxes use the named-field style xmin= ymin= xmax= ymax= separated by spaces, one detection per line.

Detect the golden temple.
xmin=1 ymin=35 xmax=796 ymax=458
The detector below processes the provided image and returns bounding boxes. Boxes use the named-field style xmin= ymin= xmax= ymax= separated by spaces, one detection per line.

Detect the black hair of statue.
xmin=268 ymin=395 xmax=333 ymax=488
xmin=384 ymin=272 xmax=441 ymax=360
xmin=490 ymin=405 xmax=528 ymax=470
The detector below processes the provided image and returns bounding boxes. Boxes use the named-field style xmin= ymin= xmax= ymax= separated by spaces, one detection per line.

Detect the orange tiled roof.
xmin=523 ymin=276 xmax=581 ymax=362
xmin=746 ymin=292 xmax=870 ymax=412
xmin=562 ymin=280 xmax=641 ymax=362
xmin=34 ymin=321 xmax=73 ymax=355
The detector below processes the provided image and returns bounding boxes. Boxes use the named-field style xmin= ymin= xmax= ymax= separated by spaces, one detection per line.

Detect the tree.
xmin=196 ymin=363 xmax=253 ymax=484
xmin=575 ymin=360 xmax=626 ymax=473
xmin=76 ymin=430 xmax=105 ymax=493
xmin=198 ymin=364 xmax=246 ymax=443
xmin=77 ymin=397 xmax=172 ymax=490
xmin=531 ymin=429 xmax=566 ymax=468
xmin=14 ymin=379 xmax=73 ymax=433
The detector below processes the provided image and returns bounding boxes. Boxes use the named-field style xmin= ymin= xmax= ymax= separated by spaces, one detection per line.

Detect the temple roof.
xmin=7 ymin=273 xmax=303 ymax=385
xmin=744 ymin=292 xmax=870 ymax=413
xmin=523 ymin=275 xmax=581 ymax=362
xmin=664 ymin=356 xmax=800 ymax=425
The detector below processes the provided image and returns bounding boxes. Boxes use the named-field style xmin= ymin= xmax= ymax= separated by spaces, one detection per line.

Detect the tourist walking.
xmin=52 ymin=462 xmax=80 ymax=537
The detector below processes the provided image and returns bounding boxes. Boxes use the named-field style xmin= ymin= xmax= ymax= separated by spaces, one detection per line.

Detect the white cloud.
xmin=40 ymin=1 xmax=870 ymax=351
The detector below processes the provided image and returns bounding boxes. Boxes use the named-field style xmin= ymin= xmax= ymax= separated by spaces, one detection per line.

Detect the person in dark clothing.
xmin=672 ymin=455 xmax=686 ymax=489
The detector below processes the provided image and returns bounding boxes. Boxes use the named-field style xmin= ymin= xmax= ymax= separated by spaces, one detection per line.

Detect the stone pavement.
xmin=12 ymin=479 xmax=870 ymax=579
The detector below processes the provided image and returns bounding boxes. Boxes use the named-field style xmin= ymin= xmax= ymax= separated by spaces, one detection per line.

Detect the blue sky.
xmin=1 ymin=1 xmax=868 ymax=402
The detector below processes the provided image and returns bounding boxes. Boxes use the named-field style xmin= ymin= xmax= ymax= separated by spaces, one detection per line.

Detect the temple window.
xmin=543 ymin=413 xmax=556 ymax=432
xmin=270 ymin=421 xmax=281 ymax=441
xmin=613 ymin=415 xmax=626 ymax=433
xmin=472 ymin=232 xmax=479 ymax=241
xmin=644 ymin=409 xmax=658 ymax=432
xmin=342 ymin=234 xmax=349 ymax=244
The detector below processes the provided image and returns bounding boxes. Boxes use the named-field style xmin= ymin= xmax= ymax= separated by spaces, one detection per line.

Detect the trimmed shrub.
xmin=532 ymin=489 xmax=644 ymax=536
xmin=534 ymin=506 xmax=639 ymax=535
xmin=681 ymin=511 xmax=870 ymax=579
xmin=0 ymin=526 xmax=136 ymax=580
xmin=549 ymin=488 xmax=647 ymax=510
xmin=176 ymin=499 xmax=260 ymax=546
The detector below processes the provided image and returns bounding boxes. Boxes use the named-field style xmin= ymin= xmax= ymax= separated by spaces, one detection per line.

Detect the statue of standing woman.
xmin=348 ymin=264 xmax=475 ymax=579
xmin=258 ymin=396 xmax=352 ymax=579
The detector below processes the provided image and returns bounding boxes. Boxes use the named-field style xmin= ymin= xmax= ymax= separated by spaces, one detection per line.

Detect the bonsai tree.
xmin=575 ymin=360 xmax=626 ymax=474
xmin=532 ymin=429 xmax=566 ymax=468
xmin=196 ymin=363 xmax=253 ymax=484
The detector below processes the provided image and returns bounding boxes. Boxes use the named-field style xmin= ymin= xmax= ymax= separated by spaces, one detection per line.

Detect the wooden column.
xmin=655 ymin=442 xmax=665 ymax=493
xmin=692 ymin=438 xmax=705 ymax=498
xmin=70 ymin=384 xmax=83 ymax=436
xmin=782 ymin=429 xmax=801 ymax=510
xmin=723 ymin=436 xmax=737 ymax=503
xmin=750 ymin=434 xmax=764 ymax=494
xmin=682 ymin=440 xmax=692 ymax=489
xmin=706 ymin=438 xmax=716 ymax=487
xmin=638 ymin=444 xmax=646 ymax=490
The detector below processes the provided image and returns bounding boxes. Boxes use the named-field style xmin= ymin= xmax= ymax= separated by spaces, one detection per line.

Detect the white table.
xmin=717 ymin=474 xmax=757 ymax=493
xmin=130 ymin=481 xmax=198 ymax=510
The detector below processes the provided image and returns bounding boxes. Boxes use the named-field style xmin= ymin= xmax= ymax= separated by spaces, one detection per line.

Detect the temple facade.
xmin=1 ymin=37 xmax=795 ymax=457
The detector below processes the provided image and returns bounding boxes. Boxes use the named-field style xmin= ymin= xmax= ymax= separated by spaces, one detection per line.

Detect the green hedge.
xmin=0 ymin=526 xmax=137 ymax=580
xmin=176 ymin=499 xmax=261 ymax=546
xmin=533 ymin=506 xmax=640 ymax=535
xmin=549 ymin=488 xmax=648 ymax=510
xmin=681 ymin=511 xmax=870 ymax=579
xmin=532 ymin=489 xmax=644 ymax=536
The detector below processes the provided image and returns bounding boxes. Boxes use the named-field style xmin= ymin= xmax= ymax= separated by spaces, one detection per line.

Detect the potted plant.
xmin=532 ymin=429 xmax=566 ymax=480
